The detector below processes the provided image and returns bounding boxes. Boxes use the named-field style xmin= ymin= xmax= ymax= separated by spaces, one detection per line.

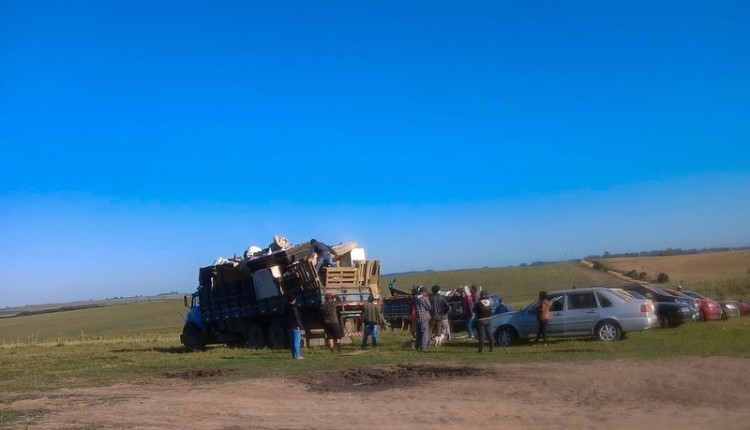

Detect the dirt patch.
xmin=160 ymin=368 xmax=226 ymax=380
xmin=304 ymin=362 xmax=495 ymax=392
xmin=3 ymin=356 xmax=750 ymax=430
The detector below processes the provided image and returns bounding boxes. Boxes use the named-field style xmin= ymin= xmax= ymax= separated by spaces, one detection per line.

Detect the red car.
xmin=732 ymin=299 xmax=750 ymax=316
xmin=663 ymin=289 xmax=723 ymax=321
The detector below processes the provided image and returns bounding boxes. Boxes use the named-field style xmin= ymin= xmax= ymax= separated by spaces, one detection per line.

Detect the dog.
xmin=430 ymin=333 xmax=446 ymax=347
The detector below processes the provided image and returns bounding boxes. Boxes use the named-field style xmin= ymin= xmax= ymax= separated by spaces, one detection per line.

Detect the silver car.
xmin=491 ymin=287 xmax=657 ymax=346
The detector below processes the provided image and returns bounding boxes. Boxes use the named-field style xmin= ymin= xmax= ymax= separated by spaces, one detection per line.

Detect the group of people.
xmin=283 ymin=239 xmax=551 ymax=359
xmin=283 ymin=292 xmax=386 ymax=360
xmin=409 ymin=283 xmax=511 ymax=353
xmin=284 ymin=287 xmax=551 ymax=359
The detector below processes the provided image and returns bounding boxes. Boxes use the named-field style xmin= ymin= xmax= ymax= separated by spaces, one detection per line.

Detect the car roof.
xmin=546 ymin=286 xmax=621 ymax=295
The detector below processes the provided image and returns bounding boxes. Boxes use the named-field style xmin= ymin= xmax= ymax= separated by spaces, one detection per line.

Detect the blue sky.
xmin=1 ymin=1 xmax=749 ymax=307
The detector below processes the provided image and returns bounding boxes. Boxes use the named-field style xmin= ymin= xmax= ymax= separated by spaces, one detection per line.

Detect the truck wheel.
xmin=182 ymin=324 xmax=205 ymax=352
xmin=267 ymin=322 xmax=287 ymax=350
xmin=246 ymin=323 xmax=265 ymax=349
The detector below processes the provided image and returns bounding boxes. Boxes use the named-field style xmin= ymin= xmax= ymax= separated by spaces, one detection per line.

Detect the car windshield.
xmin=523 ymin=300 xmax=540 ymax=312
xmin=649 ymin=286 xmax=671 ymax=296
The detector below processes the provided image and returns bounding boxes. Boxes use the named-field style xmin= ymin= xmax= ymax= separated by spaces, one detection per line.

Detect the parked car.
xmin=614 ymin=284 xmax=700 ymax=328
xmin=717 ymin=300 xmax=740 ymax=319
xmin=491 ymin=287 xmax=657 ymax=347
xmin=729 ymin=299 xmax=750 ymax=316
xmin=663 ymin=289 xmax=723 ymax=321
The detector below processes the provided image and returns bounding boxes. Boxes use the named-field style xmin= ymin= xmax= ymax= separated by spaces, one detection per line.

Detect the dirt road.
xmin=5 ymin=356 xmax=750 ymax=429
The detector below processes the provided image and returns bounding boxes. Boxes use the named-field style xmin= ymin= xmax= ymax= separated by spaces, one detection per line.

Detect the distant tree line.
xmin=586 ymin=246 xmax=750 ymax=260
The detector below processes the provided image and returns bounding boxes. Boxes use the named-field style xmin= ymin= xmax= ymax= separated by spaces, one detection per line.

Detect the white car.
xmin=491 ymin=287 xmax=657 ymax=346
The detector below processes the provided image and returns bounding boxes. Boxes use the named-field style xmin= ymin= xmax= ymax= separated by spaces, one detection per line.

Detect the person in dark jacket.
xmin=473 ymin=291 xmax=494 ymax=353
xmin=495 ymin=297 xmax=511 ymax=314
xmin=320 ymin=293 xmax=342 ymax=352
xmin=307 ymin=239 xmax=338 ymax=272
xmin=428 ymin=285 xmax=451 ymax=342
xmin=361 ymin=296 xmax=385 ymax=349
xmin=284 ymin=295 xmax=305 ymax=359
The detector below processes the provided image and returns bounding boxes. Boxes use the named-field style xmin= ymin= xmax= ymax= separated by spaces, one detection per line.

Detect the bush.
xmin=592 ymin=261 xmax=608 ymax=271
xmin=656 ymin=272 xmax=670 ymax=283
xmin=638 ymin=272 xmax=648 ymax=280
xmin=626 ymin=270 xmax=638 ymax=278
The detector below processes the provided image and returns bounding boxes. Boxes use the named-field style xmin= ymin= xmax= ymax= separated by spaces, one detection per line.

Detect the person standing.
xmin=361 ymin=296 xmax=385 ymax=349
xmin=473 ymin=291 xmax=495 ymax=353
xmin=461 ymin=287 xmax=475 ymax=339
xmin=307 ymin=239 xmax=338 ymax=272
xmin=320 ymin=293 xmax=342 ymax=352
xmin=428 ymin=285 xmax=450 ymax=341
xmin=534 ymin=290 xmax=551 ymax=346
xmin=284 ymin=295 xmax=305 ymax=359
xmin=495 ymin=297 xmax=510 ymax=314
xmin=413 ymin=286 xmax=432 ymax=352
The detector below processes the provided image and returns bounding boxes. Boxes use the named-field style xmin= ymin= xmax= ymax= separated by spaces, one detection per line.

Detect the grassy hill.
xmin=384 ymin=260 xmax=623 ymax=304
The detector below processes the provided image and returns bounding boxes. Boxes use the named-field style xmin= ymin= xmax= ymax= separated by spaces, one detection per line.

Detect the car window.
xmin=596 ymin=292 xmax=612 ymax=308
xmin=608 ymin=289 xmax=634 ymax=301
xmin=567 ymin=293 xmax=596 ymax=310
xmin=549 ymin=296 xmax=564 ymax=312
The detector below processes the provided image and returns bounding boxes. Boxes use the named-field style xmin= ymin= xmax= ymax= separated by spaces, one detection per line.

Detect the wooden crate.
xmin=323 ymin=267 xmax=359 ymax=286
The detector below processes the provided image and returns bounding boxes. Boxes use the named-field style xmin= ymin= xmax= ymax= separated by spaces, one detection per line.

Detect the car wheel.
xmin=596 ymin=321 xmax=621 ymax=342
xmin=182 ymin=323 xmax=205 ymax=352
xmin=658 ymin=315 xmax=670 ymax=329
xmin=494 ymin=326 xmax=517 ymax=347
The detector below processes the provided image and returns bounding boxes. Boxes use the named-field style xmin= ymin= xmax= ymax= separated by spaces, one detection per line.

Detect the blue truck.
xmin=181 ymin=238 xmax=381 ymax=351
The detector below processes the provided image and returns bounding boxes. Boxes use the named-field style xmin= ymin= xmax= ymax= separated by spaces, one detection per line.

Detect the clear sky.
xmin=1 ymin=1 xmax=749 ymax=307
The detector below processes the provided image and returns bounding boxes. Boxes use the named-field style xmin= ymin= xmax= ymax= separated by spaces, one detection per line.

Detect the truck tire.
xmin=182 ymin=324 xmax=205 ymax=352
xmin=246 ymin=323 xmax=265 ymax=349
xmin=267 ymin=322 xmax=287 ymax=350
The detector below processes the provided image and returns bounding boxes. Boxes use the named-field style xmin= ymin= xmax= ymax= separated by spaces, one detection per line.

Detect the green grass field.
xmin=2 ymin=318 xmax=749 ymax=394
xmin=2 ymin=251 xmax=749 ymax=398
xmin=387 ymin=260 xmax=623 ymax=306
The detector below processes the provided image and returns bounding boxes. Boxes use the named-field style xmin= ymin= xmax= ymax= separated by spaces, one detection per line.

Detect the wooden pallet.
xmin=323 ymin=267 xmax=359 ymax=286
xmin=356 ymin=260 xmax=381 ymax=288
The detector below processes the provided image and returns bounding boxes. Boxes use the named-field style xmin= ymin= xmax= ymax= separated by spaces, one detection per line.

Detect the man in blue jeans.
xmin=284 ymin=295 xmax=305 ymax=359
xmin=361 ymin=296 xmax=385 ymax=349
xmin=307 ymin=239 xmax=338 ymax=272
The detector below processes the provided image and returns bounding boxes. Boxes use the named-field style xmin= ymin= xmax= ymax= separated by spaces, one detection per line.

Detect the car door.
xmin=563 ymin=291 xmax=599 ymax=335
xmin=546 ymin=294 xmax=566 ymax=335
